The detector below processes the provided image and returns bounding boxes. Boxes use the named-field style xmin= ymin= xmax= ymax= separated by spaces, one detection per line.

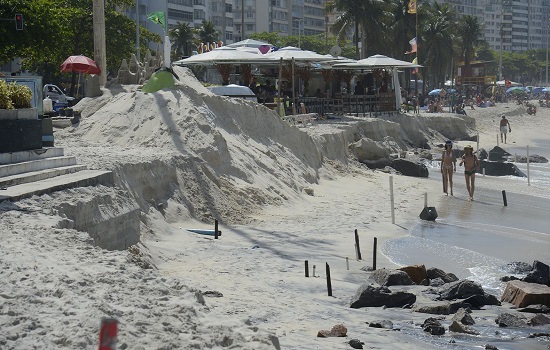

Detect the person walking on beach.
xmin=500 ymin=115 xmax=511 ymax=144
xmin=441 ymin=140 xmax=456 ymax=196
xmin=459 ymin=145 xmax=479 ymax=201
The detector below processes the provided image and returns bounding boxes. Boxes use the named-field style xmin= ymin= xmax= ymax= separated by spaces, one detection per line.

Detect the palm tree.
xmin=457 ymin=15 xmax=484 ymax=78
xmin=421 ymin=2 xmax=457 ymax=88
xmin=325 ymin=0 xmax=391 ymax=59
xmin=195 ymin=20 xmax=219 ymax=45
xmin=169 ymin=22 xmax=195 ymax=58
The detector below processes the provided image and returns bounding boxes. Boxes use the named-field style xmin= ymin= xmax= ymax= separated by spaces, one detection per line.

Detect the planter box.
xmin=0 ymin=119 xmax=43 ymax=153
xmin=0 ymin=108 xmax=38 ymax=120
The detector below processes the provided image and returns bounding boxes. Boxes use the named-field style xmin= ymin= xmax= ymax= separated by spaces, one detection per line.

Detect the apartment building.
xmin=437 ymin=0 xmax=550 ymax=53
xmin=127 ymin=0 xmax=329 ymax=46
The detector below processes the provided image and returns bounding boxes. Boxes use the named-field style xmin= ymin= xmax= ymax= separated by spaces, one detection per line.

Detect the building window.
xmin=168 ymin=9 xmax=194 ymax=21
xmin=168 ymin=0 xmax=193 ymax=5
xmin=226 ymin=3 xmax=233 ymax=13
xmin=226 ymin=31 xmax=233 ymax=40
xmin=246 ymin=24 xmax=254 ymax=31
xmin=194 ymin=0 xmax=205 ymax=5
xmin=194 ymin=9 xmax=205 ymax=20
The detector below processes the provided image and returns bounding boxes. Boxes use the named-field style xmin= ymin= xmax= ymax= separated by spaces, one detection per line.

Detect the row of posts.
xmin=304 ymin=229 xmax=377 ymax=296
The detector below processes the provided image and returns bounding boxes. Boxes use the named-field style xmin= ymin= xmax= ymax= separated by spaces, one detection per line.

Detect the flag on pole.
xmin=408 ymin=0 xmax=417 ymax=14
xmin=147 ymin=11 xmax=167 ymax=31
xmin=405 ymin=37 xmax=417 ymax=54
xmin=412 ymin=57 xmax=418 ymax=75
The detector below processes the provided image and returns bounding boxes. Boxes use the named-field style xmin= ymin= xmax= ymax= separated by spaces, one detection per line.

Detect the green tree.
xmin=169 ymin=22 xmax=195 ymax=59
xmin=325 ymin=0 xmax=390 ymax=59
xmin=195 ymin=20 xmax=218 ymax=45
xmin=0 ymin=0 xmax=160 ymax=93
xmin=457 ymin=15 xmax=484 ymax=78
xmin=421 ymin=2 xmax=457 ymax=88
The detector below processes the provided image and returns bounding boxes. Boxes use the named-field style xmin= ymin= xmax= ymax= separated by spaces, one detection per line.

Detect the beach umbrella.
xmin=226 ymin=39 xmax=271 ymax=48
xmin=542 ymin=88 xmax=550 ymax=93
xmin=428 ymin=89 xmax=443 ymax=96
xmin=173 ymin=46 xmax=269 ymax=65
xmin=264 ymin=46 xmax=333 ymax=63
xmin=506 ymin=86 xmax=526 ymax=94
xmin=60 ymin=55 xmax=101 ymax=75
xmin=333 ymin=54 xmax=421 ymax=69
xmin=531 ymin=87 xmax=545 ymax=94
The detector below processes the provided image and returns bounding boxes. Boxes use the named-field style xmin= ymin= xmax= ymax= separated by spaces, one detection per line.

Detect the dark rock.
xmin=518 ymin=304 xmax=550 ymax=314
xmin=317 ymin=324 xmax=347 ymax=337
xmin=487 ymin=146 xmax=511 ymax=162
xmin=527 ymin=314 xmax=550 ymax=326
xmin=350 ymin=284 xmax=416 ymax=309
xmin=418 ymin=149 xmax=433 ymax=160
xmin=478 ymin=148 xmax=488 ymax=160
xmin=485 ymin=345 xmax=498 ymax=350
xmin=349 ymin=139 xmax=390 ymax=163
xmin=495 ymin=312 xmax=528 ymax=327
xmin=348 ymin=339 xmax=364 ymax=349
xmin=361 ymin=158 xmax=391 ymax=170
xmin=430 ymin=277 xmax=446 ymax=287
xmin=448 ymin=320 xmax=479 ymax=335
xmin=389 ymin=158 xmax=429 ymax=178
xmin=369 ymin=268 xmax=415 ymax=286
xmin=527 ymin=332 xmax=550 ymax=338
xmin=479 ymin=160 xmax=526 ymax=177
xmin=522 ymin=260 xmax=550 ymax=285
xmin=414 ymin=303 xmax=450 ymax=315
xmin=463 ymin=293 xmax=501 ymax=307
xmin=398 ymin=264 xmax=427 ymax=285
xmin=511 ymin=154 xmax=548 ymax=163
xmin=368 ymin=320 xmax=393 ymax=329
xmin=426 ymin=268 xmax=459 ymax=283
xmin=439 ymin=280 xmax=485 ymax=300
xmin=452 ymin=307 xmax=475 ymax=325
xmin=500 ymin=276 xmax=520 ymax=282
xmin=422 ymin=318 xmax=445 ymax=335
xmin=506 ymin=261 xmax=533 ymax=274
xmin=501 ymin=280 xmax=550 ymax=307
xmin=449 ymin=301 xmax=474 ymax=314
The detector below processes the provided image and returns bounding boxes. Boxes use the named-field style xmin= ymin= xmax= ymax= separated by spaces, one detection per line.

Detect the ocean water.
xmin=382 ymin=140 xmax=550 ymax=295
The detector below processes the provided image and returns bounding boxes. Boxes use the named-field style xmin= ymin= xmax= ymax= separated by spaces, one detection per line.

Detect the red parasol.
xmin=60 ymin=55 xmax=101 ymax=75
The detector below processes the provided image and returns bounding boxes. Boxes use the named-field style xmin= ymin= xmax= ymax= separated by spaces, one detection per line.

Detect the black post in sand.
xmin=373 ymin=237 xmax=378 ymax=270
xmin=354 ymin=229 xmax=362 ymax=260
xmin=215 ymin=219 xmax=219 ymax=239
xmin=326 ymin=263 xmax=332 ymax=296
xmin=502 ymin=190 xmax=507 ymax=207
xmin=305 ymin=260 xmax=309 ymax=277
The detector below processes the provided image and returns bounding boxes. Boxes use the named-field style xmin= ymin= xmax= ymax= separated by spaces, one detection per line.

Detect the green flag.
xmin=147 ymin=11 xmax=166 ymax=31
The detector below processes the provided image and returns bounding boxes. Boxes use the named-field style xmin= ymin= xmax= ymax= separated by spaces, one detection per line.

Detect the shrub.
xmin=0 ymin=80 xmax=14 ymax=109
xmin=8 ymin=82 xmax=32 ymax=109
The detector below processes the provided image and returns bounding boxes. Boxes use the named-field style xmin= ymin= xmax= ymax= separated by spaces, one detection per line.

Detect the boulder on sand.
xmin=479 ymin=160 xmax=526 ymax=177
xmin=487 ymin=146 xmax=511 ymax=162
xmin=501 ymin=280 xmax=550 ymax=308
xmin=522 ymin=260 xmax=550 ymax=286
xmin=370 ymin=268 xmax=415 ymax=286
xmin=399 ymin=264 xmax=427 ymax=285
xmin=389 ymin=158 xmax=429 ymax=178
xmin=350 ymin=284 xmax=416 ymax=309
xmin=427 ymin=267 xmax=459 ymax=283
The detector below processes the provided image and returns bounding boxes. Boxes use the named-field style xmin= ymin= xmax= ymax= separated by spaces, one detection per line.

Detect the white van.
xmin=43 ymin=84 xmax=74 ymax=103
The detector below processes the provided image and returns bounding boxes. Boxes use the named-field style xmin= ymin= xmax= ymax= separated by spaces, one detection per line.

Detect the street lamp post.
xmin=295 ymin=18 xmax=303 ymax=48
xmin=546 ymin=18 xmax=549 ymax=85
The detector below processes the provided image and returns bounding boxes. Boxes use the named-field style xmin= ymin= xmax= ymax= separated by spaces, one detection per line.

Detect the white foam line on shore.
xmin=436 ymin=219 xmax=550 ymax=240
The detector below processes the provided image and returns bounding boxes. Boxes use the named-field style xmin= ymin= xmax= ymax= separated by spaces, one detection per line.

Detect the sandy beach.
xmin=1 ymin=68 xmax=549 ymax=349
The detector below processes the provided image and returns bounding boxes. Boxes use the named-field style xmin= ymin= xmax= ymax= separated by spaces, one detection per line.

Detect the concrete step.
xmin=0 ymin=147 xmax=64 ymax=165
xmin=0 ymin=170 xmax=114 ymax=202
xmin=0 ymin=156 xmax=77 ymax=178
xmin=0 ymin=164 xmax=88 ymax=188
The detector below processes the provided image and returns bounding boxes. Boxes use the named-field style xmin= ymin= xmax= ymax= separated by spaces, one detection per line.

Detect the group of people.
xmin=440 ymin=141 xmax=479 ymax=201
xmin=440 ymin=115 xmax=512 ymax=200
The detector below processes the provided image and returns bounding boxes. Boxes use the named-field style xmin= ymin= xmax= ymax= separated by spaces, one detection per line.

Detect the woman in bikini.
xmin=459 ymin=145 xmax=479 ymax=201
xmin=440 ymin=140 xmax=456 ymax=196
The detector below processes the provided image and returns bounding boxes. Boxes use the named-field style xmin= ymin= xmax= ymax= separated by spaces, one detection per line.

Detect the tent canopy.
xmin=333 ymin=54 xmax=421 ymax=69
xmin=173 ymin=46 xmax=270 ymax=65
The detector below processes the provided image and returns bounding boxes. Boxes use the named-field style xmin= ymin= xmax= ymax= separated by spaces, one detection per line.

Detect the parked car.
xmin=207 ymin=84 xmax=257 ymax=102
xmin=43 ymin=84 xmax=74 ymax=104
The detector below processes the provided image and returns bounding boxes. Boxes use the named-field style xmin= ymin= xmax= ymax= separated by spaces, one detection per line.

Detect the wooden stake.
xmin=326 ymin=263 xmax=332 ymax=296
xmin=305 ymin=260 xmax=309 ymax=277
xmin=346 ymin=257 xmax=349 ymax=270
xmin=373 ymin=237 xmax=378 ymax=271
xmin=214 ymin=219 xmax=219 ymax=239
xmin=354 ymin=229 xmax=362 ymax=260
xmin=390 ymin=176 xmax=395 ymax=224
xmin=502 ymin=190 xmax=507 ymax=207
